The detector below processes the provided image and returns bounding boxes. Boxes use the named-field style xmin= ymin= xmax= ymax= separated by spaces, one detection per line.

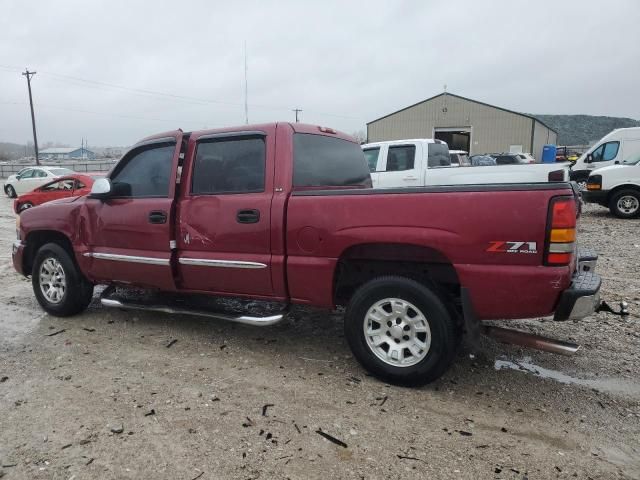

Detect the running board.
xmin=483 ymin=325 xmax=580 ymax=356
xmin=100 ymin=290 xmax=286 ymax=326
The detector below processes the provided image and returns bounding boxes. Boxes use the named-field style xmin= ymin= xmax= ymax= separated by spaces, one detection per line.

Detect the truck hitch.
xmin=596 ymin=300 xmax=629 ymax=317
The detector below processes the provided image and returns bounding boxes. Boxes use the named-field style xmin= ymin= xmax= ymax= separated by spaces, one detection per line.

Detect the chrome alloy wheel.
xmin=617 ymin=195 xmax=639 ymax=215
xmin=363 ymin=298 xmax=431 ymax=367
xmin=39 ymin=257 xmax=66 ymax=304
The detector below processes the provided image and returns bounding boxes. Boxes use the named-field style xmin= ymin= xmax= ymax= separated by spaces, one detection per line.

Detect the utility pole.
xmin=293 ymin=108 xmax=302 ymax=123
xmin=22 ymin=69 xmax=40 ymax=165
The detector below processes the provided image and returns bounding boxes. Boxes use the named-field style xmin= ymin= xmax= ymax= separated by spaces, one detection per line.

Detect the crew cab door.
xmin=175 ymin=128 xmax=275 ymax=297
xmin=362 ymin=146 xmax=381 ymax=187
xmin=82 ymin=132 xmax=183 ymax=290
xmin=377 ymin=143 xmax=422 ymax=188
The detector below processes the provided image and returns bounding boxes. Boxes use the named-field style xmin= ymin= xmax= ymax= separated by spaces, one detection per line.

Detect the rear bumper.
xmin=12 ymin=240 xmax=26 ymax=276
xmin=554 ymin=250 xmax=601 ymax=321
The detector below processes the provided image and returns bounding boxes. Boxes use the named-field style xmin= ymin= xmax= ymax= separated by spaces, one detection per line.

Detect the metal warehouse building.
xmin=367 ymin=92 xmax=557 ymax=160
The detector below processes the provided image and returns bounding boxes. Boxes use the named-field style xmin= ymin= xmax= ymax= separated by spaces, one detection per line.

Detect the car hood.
xmin=44 ymin=196 xmax=83 ymax=206
xmin=6 ymin=174 xmax=16 ymax=183
xmin=590 ymin=164 xmax=637 ymax=175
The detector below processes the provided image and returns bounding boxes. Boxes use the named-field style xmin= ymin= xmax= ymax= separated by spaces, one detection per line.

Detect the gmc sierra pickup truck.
xmin=13 ymin=123 xmax=602 ymax=386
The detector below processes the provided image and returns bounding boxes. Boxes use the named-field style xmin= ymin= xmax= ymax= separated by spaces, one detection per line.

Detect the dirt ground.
xmin=0 ymin=197 xmax=638 ymax=480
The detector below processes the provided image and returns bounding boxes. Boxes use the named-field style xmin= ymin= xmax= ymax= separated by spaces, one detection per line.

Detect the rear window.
xmin=293 ymin=134 xmax=371 ymax=188
xmin=428 ymin=143 xmax=451 ymax=167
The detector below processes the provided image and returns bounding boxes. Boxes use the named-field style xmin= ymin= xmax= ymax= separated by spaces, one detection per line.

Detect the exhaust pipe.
xmin=483 ymin=326 xmax=580 ymax=356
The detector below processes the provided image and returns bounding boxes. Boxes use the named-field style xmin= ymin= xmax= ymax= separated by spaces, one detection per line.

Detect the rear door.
xmin=175 ymin=128 xmax=275 ymax=297
xmin=83 ymin=132 xmax=183 ymax=290
xmin=377 ymin=143 xmax=422 ymax=188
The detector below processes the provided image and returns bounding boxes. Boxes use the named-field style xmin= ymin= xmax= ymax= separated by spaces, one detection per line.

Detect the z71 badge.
xmin=486 ymin=241 xmax=538 ymax=254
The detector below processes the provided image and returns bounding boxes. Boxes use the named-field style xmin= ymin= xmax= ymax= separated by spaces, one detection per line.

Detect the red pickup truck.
xmin=13 ymin=123 xmax=601 ymax=385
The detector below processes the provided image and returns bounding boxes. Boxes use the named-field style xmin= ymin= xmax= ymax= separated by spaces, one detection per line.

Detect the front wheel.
xmin=6 ymin=185 xmax=16 ymax=198
xmin=32 ymin=243 xmax=94 ymax=316
xmin=344 ymin=276 xmax=457 ymax=386
xmin=609 ymin=190 xmax=640 ymax=218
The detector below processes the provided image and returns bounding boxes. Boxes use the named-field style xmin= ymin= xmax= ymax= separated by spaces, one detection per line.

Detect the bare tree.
xmin=351 ymin=130 xmax=367 ymax=144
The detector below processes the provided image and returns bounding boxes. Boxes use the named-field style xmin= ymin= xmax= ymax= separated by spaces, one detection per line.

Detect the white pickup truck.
xmin=362 ymin=139 xmax=569 ymax=188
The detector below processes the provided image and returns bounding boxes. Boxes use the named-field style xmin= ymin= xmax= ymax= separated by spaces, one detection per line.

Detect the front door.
xmin=82 ymin=132 xmax=183 ymax=291
xmin=377 ymin=143 xmax=423 ymax=188
xmin=176 ymin=129 xmax=275 ymax=298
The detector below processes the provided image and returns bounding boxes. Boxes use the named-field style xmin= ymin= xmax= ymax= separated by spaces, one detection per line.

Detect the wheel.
xmin=18 ymin=202 xmax=33 ymax=213
xmin=344 ymin=276 xmax=457 ymax=386
xmin=609 ymin=190 xmax=640 ymax=218
xmin=6 ymin=185 xmax=16 ymax=198
xmin=32 ymin=243 xmax=94 ymax=316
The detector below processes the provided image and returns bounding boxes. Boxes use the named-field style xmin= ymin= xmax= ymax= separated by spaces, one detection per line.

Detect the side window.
xmin=192 ymin=136 xmax=265 ymax=195
xmin=36 ymin=170 xmax=48 ymax=178
xmin=42 ymin=181 xmax=60 ymax=191
xmin=19 ymin=169 xmax=34 ymax=179
xmin=363 ymin=148 xmax=380 ymax=172
xmin=428 ymin=143 xmax=451 ymax=167
xmin=495 ymin=155 xmax=516 ymax=165
xmin=75 ymin=180 xmax=86 ymax=189
xmin=602 ymin=142 xmax=619 ymax=161
xmin=110 ymin=144 xmax=175 ymax=197
xmin=386 ymin=145 xmax=415 ymax=171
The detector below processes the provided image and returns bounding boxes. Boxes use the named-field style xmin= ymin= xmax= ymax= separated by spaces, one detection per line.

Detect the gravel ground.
xmin=0 ymin=198 xmax=638 ymax=479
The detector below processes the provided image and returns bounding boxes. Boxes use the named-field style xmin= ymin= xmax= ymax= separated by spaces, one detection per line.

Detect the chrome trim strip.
xmin=83 ymin=252 xmax=170 ymax=266
xmin=549 ymin=243 xmax=575 ymax=253
xmin=178 ymin=257 xmax=267 ymax=269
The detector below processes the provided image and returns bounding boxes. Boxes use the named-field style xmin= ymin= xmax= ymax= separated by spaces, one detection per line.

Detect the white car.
xmin=4 ymin=166 xmax=74 ymax=198
xmin=516 ymin=153 xmax=536 ymax=164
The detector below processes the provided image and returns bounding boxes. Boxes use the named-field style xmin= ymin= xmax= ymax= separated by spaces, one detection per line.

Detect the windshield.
xmin=623 ymin=153 xmax=640 ymax=165
xmin=49 ymin=168 xmax=73 ymax=176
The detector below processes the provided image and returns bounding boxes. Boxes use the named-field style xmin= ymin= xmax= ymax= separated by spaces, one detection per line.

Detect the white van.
xmin=583 ymin=151 xmax=640 ymax=218
xmin=571 ymin=127 xmax=640 ymax=188
xmin=362 ymin=139 xmax=568 ymax=188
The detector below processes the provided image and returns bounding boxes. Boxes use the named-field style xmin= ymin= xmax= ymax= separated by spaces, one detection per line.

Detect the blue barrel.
xmin=542 ymin=144 xmax=557 ymax=163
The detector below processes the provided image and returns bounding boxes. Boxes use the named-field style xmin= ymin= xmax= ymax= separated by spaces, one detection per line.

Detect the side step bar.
xmin=100 ymin=291 xmax=286 ymax=327
xmin=483 ymin=325 xmax=580 ymax=356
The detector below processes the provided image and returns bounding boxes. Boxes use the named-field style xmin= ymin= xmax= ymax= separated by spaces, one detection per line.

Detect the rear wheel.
xmin=609 ymin=190 xmax=640 ymax=218
xmin=32 ymin=243 xmax=94 ymax=316
xmin=344 ymin=276 xmax=457 ymax=386
xmin=6 ymin=185 xmax=16 ymax=198
xmin=18 ymin=202 xmax=33 ymax=213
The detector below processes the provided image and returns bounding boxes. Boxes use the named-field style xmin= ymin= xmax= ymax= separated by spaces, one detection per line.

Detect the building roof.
xmin=367 ymin=92 xmax=558 ymax=134
xmin=40 ymin=147 xmax=94 ymax=154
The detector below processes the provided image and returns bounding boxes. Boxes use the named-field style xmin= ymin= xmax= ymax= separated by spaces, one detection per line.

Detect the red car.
xmin=14 ymin=174 xmax=97 ymax=214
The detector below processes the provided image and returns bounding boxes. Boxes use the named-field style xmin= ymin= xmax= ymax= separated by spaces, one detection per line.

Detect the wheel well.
xmin=333 ymin=243 xmax=460 ymax=308
xmin=607 ymin=184 xmax=640 ymax=204
xmin=23 ymin=230 xmax=74 ymax=275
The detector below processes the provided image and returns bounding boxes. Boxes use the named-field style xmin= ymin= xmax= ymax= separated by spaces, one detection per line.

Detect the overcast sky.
xmin=1 ymin=0 xmax=639 ymax=147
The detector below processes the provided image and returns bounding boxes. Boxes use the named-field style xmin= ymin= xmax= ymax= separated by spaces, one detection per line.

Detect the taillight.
xmin=545 ymin=196 xmax=576 ymax=266
xmin=587 ymin=174 xmax=602 ymax=191
xmin=548 ymin=169 xmax=565 ymax=182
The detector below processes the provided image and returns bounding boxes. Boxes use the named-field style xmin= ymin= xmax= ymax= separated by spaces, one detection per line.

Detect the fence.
xmin=0 ymin=160 xmax=118 ymax=178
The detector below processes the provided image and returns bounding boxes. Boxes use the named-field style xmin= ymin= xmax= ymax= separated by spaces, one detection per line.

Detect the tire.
xmin=18 ymin=202 xmax=33 ymax=213
xmin=32 ymin=243 xmax=94 ymax=317
xmin=344 ymin=276 xmax=457 ymax=387
xmin=609 ymin=189 xmax=640 ymax=219
xmin=6 ymin=185 xmax=16 ymax=198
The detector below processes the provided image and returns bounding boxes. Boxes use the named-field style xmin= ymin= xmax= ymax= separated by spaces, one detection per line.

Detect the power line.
xmin=22 ymin=68 xmax=40 ymax=165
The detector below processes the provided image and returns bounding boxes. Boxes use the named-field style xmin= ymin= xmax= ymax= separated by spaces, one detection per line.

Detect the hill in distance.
xmin=532 ymin=114 xmax=640 ymax=146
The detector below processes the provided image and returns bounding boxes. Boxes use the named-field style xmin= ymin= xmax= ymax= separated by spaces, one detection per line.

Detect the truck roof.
xmin=135 ymin=123 xmax=356 ymax=146
xmin=362 ymin=139 xmax=447 ymax=148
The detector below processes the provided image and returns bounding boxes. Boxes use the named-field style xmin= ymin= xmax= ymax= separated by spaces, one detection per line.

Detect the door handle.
xmin=237 ymin=209 xmax=260 ymax=224
xmin=403 ymin=176 xmax=418 ymax=181
xmin=148 ymin=210 xmax=168 ymax=224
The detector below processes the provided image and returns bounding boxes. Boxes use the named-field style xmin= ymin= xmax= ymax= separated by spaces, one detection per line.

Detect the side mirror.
xmin=585 ymin=154 xmax=593 ymax=164
xmin=89 ymin=178 xmax=112 ymax=199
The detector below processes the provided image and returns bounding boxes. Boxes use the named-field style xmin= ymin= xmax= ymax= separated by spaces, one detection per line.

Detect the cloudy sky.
xmin=1 ymin=0 xmax=639 ymax=147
